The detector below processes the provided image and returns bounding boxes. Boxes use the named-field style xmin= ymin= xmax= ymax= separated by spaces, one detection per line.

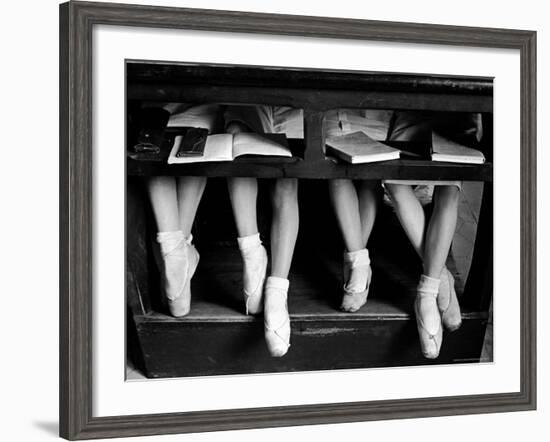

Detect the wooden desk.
xmin=126 ymin=62 xmax=493 ymax=378
xmin=127 ymin=61 xmax=493 ymax=179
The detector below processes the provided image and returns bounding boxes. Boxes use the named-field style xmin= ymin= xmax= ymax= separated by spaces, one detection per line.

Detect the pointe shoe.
xmin=157 ymin=232 xmax=199 ymax=317
xmin=167 ymin=242 xmax=199 ymax=317
xmin=264 ymin=278 xmax=291 ymax=357
xmin=341 ymin=249 xmax=371 ymax=313
xmin=415 ymin=275 xmax=443 ymax=359
xmin=438 ymin=268 xmax=462 ymax=331
xmin=240 ymin=244 xmax=268 ymax=315
xmin=341 ymin=267 xmax=372 ymax=312
xmin=265 ymin=316 xmax=291 ymax=358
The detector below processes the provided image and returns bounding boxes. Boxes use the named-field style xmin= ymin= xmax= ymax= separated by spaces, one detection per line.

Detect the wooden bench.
xmin=126 ymin=61 xmax=493 ymax=378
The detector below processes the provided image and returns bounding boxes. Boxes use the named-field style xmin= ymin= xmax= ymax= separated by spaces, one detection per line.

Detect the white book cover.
xmin=326 ymin=131 xmax=400 ymax=164
xmin=431 ymin=132 xmax=485 ymax=164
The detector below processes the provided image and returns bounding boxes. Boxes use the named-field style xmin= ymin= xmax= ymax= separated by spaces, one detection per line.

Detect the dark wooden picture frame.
xmin=59 ymin=1 xmax=536 ymax=439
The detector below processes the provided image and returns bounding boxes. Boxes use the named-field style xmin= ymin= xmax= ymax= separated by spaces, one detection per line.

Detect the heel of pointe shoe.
xmin=439 ymin=269 xmax=462 ymax=331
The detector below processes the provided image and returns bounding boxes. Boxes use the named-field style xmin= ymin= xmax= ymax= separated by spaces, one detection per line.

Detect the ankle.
xmin=237 ymin=232 xmax=263 ymax=255
xmin=417 ymin=274 xmax=440 ymax=297
xmin=265 ymin=276 xmax=289 ymax=292
xmin=157 ymin=230 xmax=191 ymax=256
xmin=343 ymin=249 xmax=371 ymax=294
xmin=265 ymin=277 xmax=289 ymax=311
xmin=344 ymin=248 xmax=370 ymax=268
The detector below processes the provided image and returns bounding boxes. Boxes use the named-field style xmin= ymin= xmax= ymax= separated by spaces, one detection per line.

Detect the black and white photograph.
xmin=125 ymin=61 xmax=494 ymax=379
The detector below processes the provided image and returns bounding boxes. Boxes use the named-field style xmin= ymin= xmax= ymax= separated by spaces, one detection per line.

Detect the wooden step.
xmin=129 ymin=246 xmax=489 ymax=379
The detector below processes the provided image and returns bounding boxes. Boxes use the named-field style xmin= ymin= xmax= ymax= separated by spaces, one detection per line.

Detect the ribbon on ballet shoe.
xmin=264 ymin=317 xmax=291 ymax=357
xmin=264 ymin=277 xmax=291 ymax=357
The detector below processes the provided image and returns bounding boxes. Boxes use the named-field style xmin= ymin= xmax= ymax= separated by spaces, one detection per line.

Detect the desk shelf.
xmin=128 ymin=156 xmax=493 ymax=181
xmin=127 ymin=138 xmax=493 ymax=181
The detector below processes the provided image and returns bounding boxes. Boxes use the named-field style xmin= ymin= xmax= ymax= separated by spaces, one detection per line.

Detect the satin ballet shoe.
xmin=264 ymin=316 xmax=291 ymax=357
xmin=166 ymin=242 xmax=199 ymax=317
xmin=241 ymin=245 xmax=268 ymax=315
xmin=264 ymin=283 xmax=291 ymax=357
xmin=341 ymin=249 xmax=371 ymax=312
xmin=438 ymin=268 xmax=462 ymax=332
xmin=157 ymin=232 xmax=199 ymax=318
xmin=341 ymin=266 xmax=372 ymax=312
xmin=415 ymin=276 xmax=443 ymax=359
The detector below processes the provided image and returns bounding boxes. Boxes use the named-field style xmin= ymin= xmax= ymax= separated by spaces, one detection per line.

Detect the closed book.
xmin=431 ymin=132 xmax=485 ymax=164
xmin=326 ymin=131 xmax=400 ymax=164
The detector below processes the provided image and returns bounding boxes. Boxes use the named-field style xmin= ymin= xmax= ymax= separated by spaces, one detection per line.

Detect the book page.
xmin=168 ymin=133 xmax=233 ymax=164
xmin=326 ymin=131 xmax=400 ymax=157
xmin=232 ymin=133 xmax=291 ymax=158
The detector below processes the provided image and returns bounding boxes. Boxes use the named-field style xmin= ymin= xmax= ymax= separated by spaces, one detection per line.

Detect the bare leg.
xmin=147 ymin=176 xmax=198 ymax=318
xmin=385 ymin=183 xmax=425 ymax=257
xmin=227 ymin=177 xmax=259 ymax=237
xmin=225 ymin=122 xmax=259 ymax=237
xmin=223 ymin=122 xmax=267 ymax=314
xmin=229 ymin=175 xmax=265 ymax=315
xmin=423 ymin=186 xmax=460 ymax=277
xmin=269 ymin=178 xmax=299 ymax=278
xmin=357 ymin=180 xmax=380 ymax=246
xmin=385 ymin=182 xmax=438 ymax=356
xmin=147 ymin=176 xmax=179 ymax=232
xmin=328 ymin=179 xmax=363 ymax=252
xmin=329 ymin=179 xmax=377 ymax=312
xmin=416 ymin=186 xmax=459 ymax=358
xmin=264 ymin=178 xmax=298 ymax=357
xmin=388 ymin=184 xmax=460 ymax=358
xmin=176 ymin=176 xmax=207 ymax=237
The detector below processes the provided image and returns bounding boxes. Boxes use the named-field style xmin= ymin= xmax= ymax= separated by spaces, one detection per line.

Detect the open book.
xmin=431 ymin=132 xmax=485 ymax=164
xmin=168 ymin=133 xmax=291 ymax=164
xmin=325 ymin=131 xmax=400 ymax=164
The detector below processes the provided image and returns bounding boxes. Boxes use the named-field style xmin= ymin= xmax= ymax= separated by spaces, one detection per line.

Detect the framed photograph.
xmin=59 ymin=0 xmax=536 ymax=439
